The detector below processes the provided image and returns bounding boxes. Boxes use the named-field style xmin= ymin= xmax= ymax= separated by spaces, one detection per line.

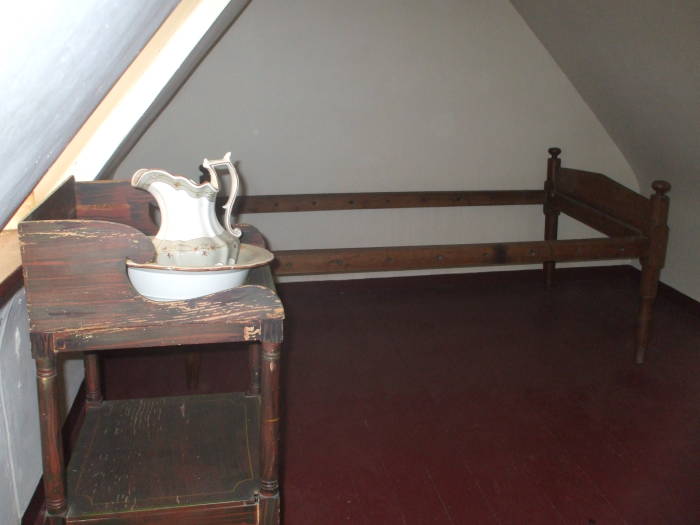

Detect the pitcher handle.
xmin=201 ymin=152 xmax=241 ymax=238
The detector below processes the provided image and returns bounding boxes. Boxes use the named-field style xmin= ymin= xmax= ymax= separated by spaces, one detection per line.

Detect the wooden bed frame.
xmin=235 ymin=147 xmax=672 ymax=364
xmin=54 ymin=147 xmax=669 ymax=363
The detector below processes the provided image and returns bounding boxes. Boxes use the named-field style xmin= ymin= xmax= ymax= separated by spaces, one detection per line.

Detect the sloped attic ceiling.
xmin=0 ymin=0 xmax=179 ymax=227
xmin=511 ymin=0 xmax=700 ymax=299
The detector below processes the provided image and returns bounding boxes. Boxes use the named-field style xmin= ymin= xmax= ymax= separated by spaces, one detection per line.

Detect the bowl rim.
xmin=126 ymin=243 xmax=273 ymax=272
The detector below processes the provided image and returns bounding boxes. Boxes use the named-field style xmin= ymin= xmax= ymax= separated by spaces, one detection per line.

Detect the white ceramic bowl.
xmin=127 ymin=266 xmax=250 ymax=301
xmin=127 ymin=243 xmax=273 ymax=302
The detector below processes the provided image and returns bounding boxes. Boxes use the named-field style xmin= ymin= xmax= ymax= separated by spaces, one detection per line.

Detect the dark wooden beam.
xmin=237 ymin=190 xmax=545 ymax=214
xmin=76 ymin=180 xmax=157 ymax=235
xmin=24 ymin=177 xmax=76 ymax=222
xmin=273 ymin=237 xmax=646 ymax=276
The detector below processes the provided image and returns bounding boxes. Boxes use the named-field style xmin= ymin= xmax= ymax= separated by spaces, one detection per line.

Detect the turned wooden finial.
xmin=652 ymin=180 xmax=671 ymax=196
xmin=548 ymin=147 xmax=561 ymax=159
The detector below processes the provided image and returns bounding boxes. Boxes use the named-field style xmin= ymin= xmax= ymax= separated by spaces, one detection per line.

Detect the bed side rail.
xmin=272 ymin=237 xmax=645 ymax=276
xmin=236 ymin=190 xmax=544 ymax=213
xmin=77 ymin=182 xmax=545 ymax=231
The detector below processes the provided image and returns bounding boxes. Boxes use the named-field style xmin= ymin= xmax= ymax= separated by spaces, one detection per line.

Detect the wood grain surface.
xmin=19 ymin=220 xmax=284 ymax=350
xmin=556 ymin=167 xmax=651 ymax=233
xmin=66 ymin=393 xmax=259 ymax=522
xmin=237 ymin=190 xmax=545 ymax=213
xmin=273 ymin=237 xmax=646 ymax=275
xmin=554 ymin=193 xmax=640 ymax=236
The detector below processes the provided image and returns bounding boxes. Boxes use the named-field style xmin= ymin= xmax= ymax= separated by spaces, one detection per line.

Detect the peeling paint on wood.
xmin=18 ymin=220 xmax=284 ymax=349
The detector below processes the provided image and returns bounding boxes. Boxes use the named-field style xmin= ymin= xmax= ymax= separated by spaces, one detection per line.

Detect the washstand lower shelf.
xmin=65 ymin=393 xmax=261 ymax=524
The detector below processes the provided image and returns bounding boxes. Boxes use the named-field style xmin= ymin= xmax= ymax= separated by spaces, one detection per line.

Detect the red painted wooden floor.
xmin=103 ymin=266 xmax=700 ymax=524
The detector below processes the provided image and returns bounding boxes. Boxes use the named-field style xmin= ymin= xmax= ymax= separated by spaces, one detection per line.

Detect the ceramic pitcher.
xmin=131 ymin=152 xmax=242 ymax=267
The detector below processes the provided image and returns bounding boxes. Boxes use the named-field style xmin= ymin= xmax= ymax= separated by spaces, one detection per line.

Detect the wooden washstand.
xmin=19 ymin=182 xmax=283 ymax=524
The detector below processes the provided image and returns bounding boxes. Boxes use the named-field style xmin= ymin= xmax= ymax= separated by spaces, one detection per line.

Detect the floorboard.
xmin=102 ymin=265 xmax=700 ymax=524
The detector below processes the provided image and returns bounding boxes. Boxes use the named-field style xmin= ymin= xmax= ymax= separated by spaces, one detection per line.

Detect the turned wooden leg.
xmin=260 ymin=342 xmax=281 ymax=524
xmin=84 ymin=352 xmax=103 ymax=407
xmin=543 ymin=219 xmax=559 ymax=288
xmin=543 ymin=147 xmax=561 ymax=289
xmin=185 ymin=351 xmax=201 ymax=391
xmin=45 ymin=514 xmax=66 ymax=525
xmin=635 ymin=180 xmax=671 ymax=364
xmin=34 ymin=349 xmax=67 ymax=522
xmin=636 ymin=263 xmax=661 ymax=364
xmin=259 ymin=493 xmax=281 ymax=525
xmin=247 ymin=343 xmax=262 ymax=396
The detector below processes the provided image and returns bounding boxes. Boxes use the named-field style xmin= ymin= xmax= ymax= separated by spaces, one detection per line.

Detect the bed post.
xmin=543 ymin=147 xmax=561 ymax=288
xmin=636 ymin=180 xmax=671 ymax=364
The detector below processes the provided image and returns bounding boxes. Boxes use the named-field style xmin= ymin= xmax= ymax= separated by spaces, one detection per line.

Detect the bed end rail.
xmin=554 ymin=165 xmax=653 ymax=234
xmin=545 ymin=148 xmax=671 ymax=363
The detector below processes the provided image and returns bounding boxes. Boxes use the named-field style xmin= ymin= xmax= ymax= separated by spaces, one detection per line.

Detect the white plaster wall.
xmin=0 ymin=405 xmax=16 ymax=524
xmin=114 ymin=0 xmax=638 ymax=281
xmin=511 ymin=0 xmax=700 ymax=300
xmin=0 ymin=290 xmax=83 ymax=524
